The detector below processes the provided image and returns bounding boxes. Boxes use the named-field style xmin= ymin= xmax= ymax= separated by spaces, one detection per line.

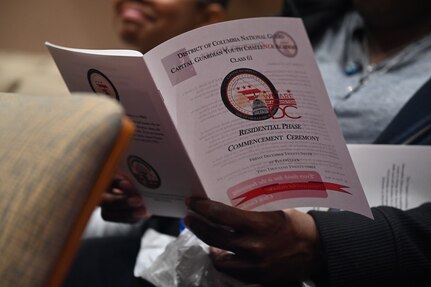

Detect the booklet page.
xmin=46 ymin=43 xmax=206 ymax=217
xmin=143 ymin=17 xmax=372 ymax=218
xmin=348 ymin=144 xmax=431 ymax=210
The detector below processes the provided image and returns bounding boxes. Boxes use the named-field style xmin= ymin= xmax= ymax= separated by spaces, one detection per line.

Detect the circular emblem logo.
xmin=87 ymin=69 xmax=120 ymax=101
xmin=127 ymin=156 xmax=161 ymax=189
xmin=221 ymin=68 xmax=279 ymax=121
xmin=273 ymin=31 xmax=298 ymax=58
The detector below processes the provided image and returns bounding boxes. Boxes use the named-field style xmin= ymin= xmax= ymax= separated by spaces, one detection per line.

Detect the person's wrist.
xmin=306 ymin=212 xmax=328 ymax=286
xmin=283 ymin=209 xmax=323 ymax=280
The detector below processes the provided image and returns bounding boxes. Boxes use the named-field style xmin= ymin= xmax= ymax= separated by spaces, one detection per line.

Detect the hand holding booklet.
xmin=46 ymin=17 xmax=372 ymax=218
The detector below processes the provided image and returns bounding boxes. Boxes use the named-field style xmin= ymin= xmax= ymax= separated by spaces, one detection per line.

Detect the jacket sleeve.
xmin=309 ymin=203 xmax=431 ymax=287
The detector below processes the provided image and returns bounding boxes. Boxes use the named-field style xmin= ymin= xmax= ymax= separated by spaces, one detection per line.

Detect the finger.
xmin=111 ymin=187 xmax=124 ymax=195
xmin=185 ymin=212 xmax=266 ymax=256
xmin=186 ymin=198 xmax=256 ymax=231
xmin=101 ymin=206 xmax=148 ymax=223
xmin=101 ymin=192 xmax=144 ymax=209
xmin=184 ymin=210 xmax=239 ymax=251
xmin=210 ymin=249 xmax=300 ymax=287
xmin=117 ymin=177 xmax=133 ymax=191
xmin=110 ymin=180 xmax=133 ymax=194
xmin=209 ymin=248 xmax=261 ymax=283
xmin=111 ymin=174 xmax=125 ymax=189
xmin=102 ymin=192 xmax=126 ymax=204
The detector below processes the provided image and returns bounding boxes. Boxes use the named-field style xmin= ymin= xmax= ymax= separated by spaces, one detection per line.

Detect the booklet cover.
xmin=47 ymin=17 xmax=372 ymax=218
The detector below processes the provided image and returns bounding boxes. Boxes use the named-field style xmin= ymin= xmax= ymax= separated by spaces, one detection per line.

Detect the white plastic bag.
xmin=134 ymin=228 xmax=259 ymax=287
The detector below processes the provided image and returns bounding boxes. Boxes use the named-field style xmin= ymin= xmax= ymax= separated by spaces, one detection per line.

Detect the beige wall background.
xmin=227 ymin=0 xmax=283 ymax=20
xmin=0 ymin=0 xmax=283 ymax=96
xmin=0 ymin=0 xmax=125 ymax=54
xmin=0 ymin=0 xmax=283 ymax=54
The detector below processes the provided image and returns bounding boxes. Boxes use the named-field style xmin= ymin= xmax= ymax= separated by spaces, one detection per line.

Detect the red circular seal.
xmin=273 ymin=31 xmax=298 ymax=58
xmin=87 ymin=68 xmax=120 ymax=101
xmin=221 ymin=68 xmax=279 ymax=121
xmin=127 ymin=155 xmax=161 ymax=189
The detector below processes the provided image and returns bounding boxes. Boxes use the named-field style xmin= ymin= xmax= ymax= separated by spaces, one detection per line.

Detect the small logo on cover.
xmin=87 ymin=69 xmax=120 ymax=101
xmin=162 ymin=48 xmax=197 ymax=86
xmin=127 ymin=155 xmax=161 ymax=189
xmin=221 ymin=68 xmax=279 ymax=121
xmin=273 ymin=31 xmax=298 ymax=58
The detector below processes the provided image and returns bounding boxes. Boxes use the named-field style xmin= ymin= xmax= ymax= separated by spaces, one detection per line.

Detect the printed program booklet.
xmin=46 ymin=17 xmax=372 ymax=218
xmin=348 ymin=144 xmax=431 ymax=210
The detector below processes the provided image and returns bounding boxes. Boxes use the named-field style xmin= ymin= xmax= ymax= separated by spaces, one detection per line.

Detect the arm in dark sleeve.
xmin=309 ymin=203 xmax=431 ymax=287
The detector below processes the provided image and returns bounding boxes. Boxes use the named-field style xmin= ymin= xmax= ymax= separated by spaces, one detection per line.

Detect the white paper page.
xmin=143 ymin=18 xmax=372 ymax=218
xmin=348 ymin=144 xmax=431 ymax=210
xmin=46 ymin=42 xmax=205 ymax=217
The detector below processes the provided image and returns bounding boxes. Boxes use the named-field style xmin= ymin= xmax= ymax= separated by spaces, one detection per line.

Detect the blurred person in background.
xmin=113 ymin=0 xmax=228 ymax=54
